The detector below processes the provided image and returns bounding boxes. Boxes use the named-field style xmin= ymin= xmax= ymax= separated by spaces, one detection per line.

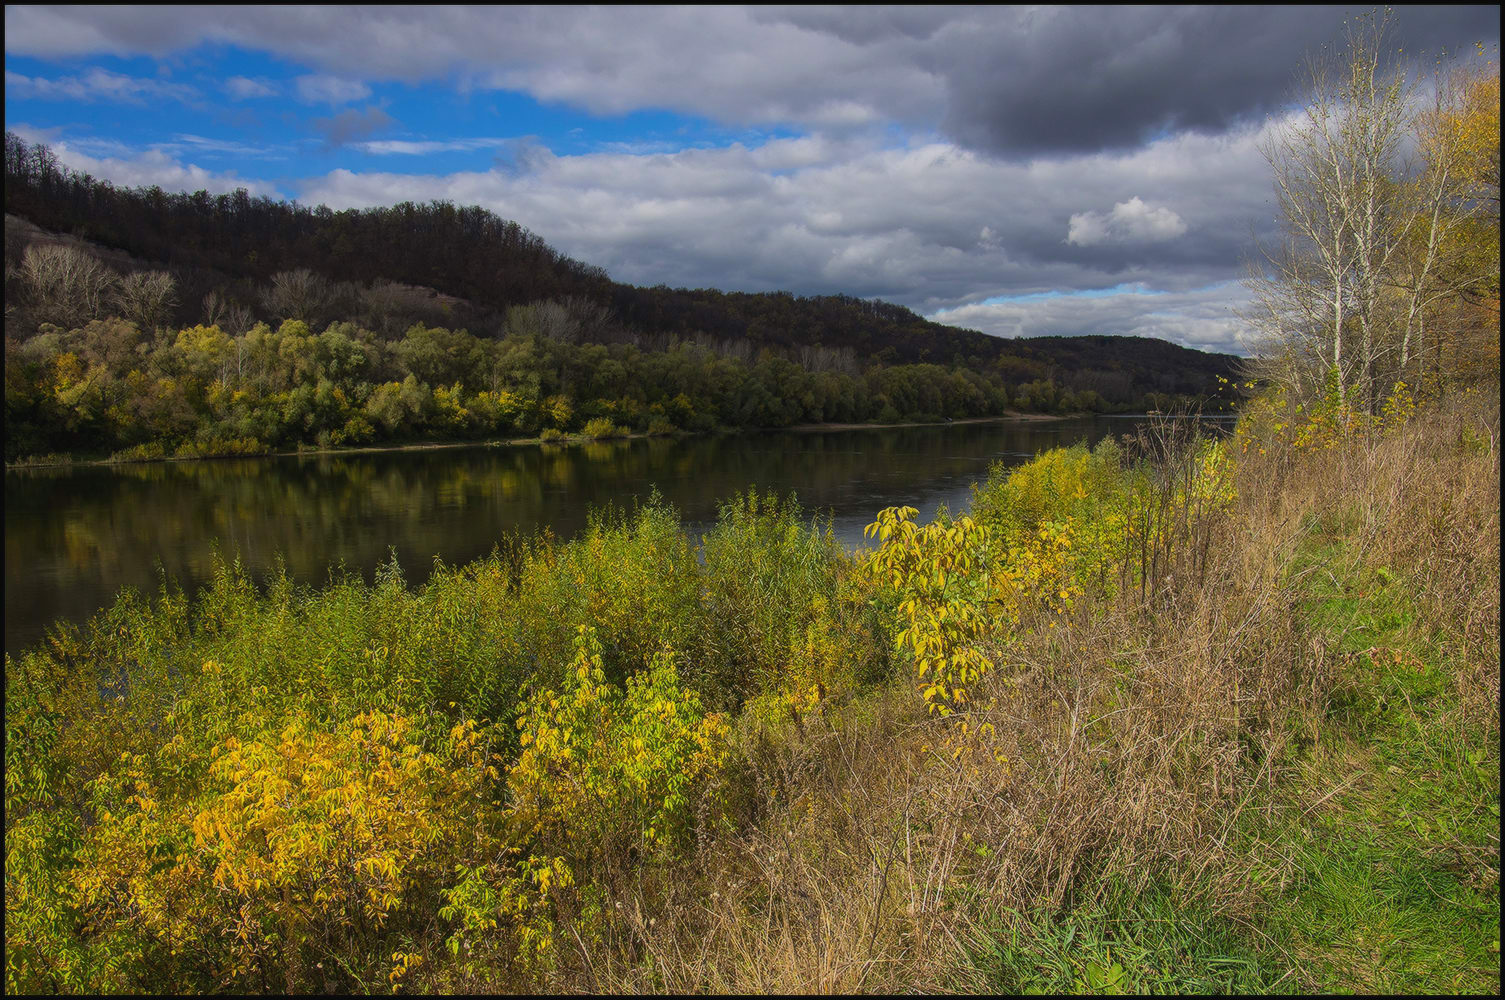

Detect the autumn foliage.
xmin=6 ymin=386 xmax=1498 ymax=992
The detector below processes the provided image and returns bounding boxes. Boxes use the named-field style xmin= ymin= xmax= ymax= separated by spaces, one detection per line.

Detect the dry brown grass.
xmin=496 ymin=394 xmax=1499 ymax=994
xmin=1376 ymin=395 xmax=1501 ymax=732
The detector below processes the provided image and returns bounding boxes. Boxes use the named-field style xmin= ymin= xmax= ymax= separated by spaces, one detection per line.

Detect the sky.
xmin=4 ymin=5 xmax=1499 ymax=355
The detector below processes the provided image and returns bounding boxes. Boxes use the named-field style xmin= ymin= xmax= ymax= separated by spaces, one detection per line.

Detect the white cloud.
xmin=31 ymin=139 xmax=280 ymax=198
xmin=1067 ymin=197 xmax=1188 ymax=246
xmin=294 ymin=74 xmax=371 ymax=105
xmin=5 ymin=67 xmax=196 ymax=104
xmin=226 ymin=75 xmax=278 ymax=99
xmin=354 ymin=137 xmax=514 ymax=156
xmin=7 ymin=122 xmax=137 ymax=158
xmin=929 ymin=282 xmax=1257 ymax=355
xmin=159 ymin=134 xmax=289 ymax=159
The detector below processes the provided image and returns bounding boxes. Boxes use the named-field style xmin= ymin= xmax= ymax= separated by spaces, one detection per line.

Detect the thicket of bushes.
xmin=5 ymin=387 xmax=1498 ymax=992
xmin=4 ymin=310 xmax=1112 ymax=463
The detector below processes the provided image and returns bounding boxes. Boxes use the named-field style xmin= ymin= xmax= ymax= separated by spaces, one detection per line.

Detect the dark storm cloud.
xmin=938 ymin=5 xmax=1500 ymax=156
xmin=7 ymin=6 xmax=1498 ymax=156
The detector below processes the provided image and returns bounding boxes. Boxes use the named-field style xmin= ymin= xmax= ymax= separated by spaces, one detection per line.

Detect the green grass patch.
xmin=963 ymin=881 xmax=1284 ymax=994
xmin=1239 ymin=530 xmax=1501 ymax=993
xmin=1266 ymin=777 xmax=1497 ymax=992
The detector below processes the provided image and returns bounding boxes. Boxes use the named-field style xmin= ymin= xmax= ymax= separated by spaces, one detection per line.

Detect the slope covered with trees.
xmin=4 ymin=131 xmax=1237 ymax=462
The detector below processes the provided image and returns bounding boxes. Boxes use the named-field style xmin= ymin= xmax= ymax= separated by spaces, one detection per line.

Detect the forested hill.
xmin=3 ymin=132 xmax=1235 ymax=394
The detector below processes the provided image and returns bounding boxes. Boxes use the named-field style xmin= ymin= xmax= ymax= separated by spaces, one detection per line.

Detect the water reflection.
xmin=5 ymin=416 xmax=1229 ymax=655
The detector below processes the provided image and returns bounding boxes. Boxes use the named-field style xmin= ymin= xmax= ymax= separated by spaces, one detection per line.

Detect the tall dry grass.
xmin=527 ymin=393 xmax=1499 ymax=993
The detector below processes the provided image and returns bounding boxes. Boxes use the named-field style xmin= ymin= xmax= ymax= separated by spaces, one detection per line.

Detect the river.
xmin=4 ymin=415 xmax=1233 ymax=657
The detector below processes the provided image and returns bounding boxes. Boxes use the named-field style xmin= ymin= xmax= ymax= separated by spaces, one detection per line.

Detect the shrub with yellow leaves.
xmin=1235 ymin=377 xmax=1431 ymax=459
xmin=191 ymin=712 xmax=478 ymax=964
xmin=38 ymin=711 xmax=506 ymax=993
xmin=511 ymin=625 xmax=728 ymax=855
xmin=439 ymin=854 xmax=575 ymax=975
xmin=500 ymin=625 xmax=728 ymax=959
xmin=864 ymin=506 xmax=999 ymax=714
xmin=989 ymin=519 xmax=1085 ymax=628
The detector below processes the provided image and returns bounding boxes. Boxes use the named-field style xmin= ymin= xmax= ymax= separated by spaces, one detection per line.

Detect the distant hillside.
xmin=4 ymin=131 xmax=1237 ymax=413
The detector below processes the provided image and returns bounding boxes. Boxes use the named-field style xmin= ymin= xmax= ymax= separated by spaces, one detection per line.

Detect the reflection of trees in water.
xmin=6 ymin=418 xmax=1136 ymax=655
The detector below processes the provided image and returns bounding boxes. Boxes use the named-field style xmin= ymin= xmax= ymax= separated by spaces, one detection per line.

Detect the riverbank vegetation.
xmin=1 ymin=255 xmax=1225 ymax=464
xmin=2 ymin=309 xmax=1064 ymax=463
xmin=6 ymin=385 xmax=1497 ymax=993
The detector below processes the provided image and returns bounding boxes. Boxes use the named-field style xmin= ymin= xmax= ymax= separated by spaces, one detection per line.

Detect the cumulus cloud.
xmin=16 ymin=136 xmax=280 ymax=198
xmin=929 ymin=283 xmax=1258 ymax=355
xmin=5 ymin=6 xmax=1496 ymax=156
xmin=8 ymin=122 xmax=137 ymax=158
xmin=1067 ymin=197 xmax=1188 ymax=246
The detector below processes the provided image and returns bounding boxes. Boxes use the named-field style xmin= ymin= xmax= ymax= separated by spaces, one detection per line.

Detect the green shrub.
xmin=645 ymin=416 xmax=678 ymax=437
xmin=581 ymin=417 xmax=626 ymax=439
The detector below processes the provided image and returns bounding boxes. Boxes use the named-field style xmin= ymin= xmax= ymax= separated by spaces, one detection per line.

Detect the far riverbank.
xmin=4 ymin=411 xmax=1076 ymax=472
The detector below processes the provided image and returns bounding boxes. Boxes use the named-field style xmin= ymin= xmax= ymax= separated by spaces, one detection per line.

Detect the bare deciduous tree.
xmin=356 ymin=281 xmax=410 ymax=338
xmin=1244 ymin=11 xmax=1413 ymax=410
xmin=507 ymin=296 xmax=613 ymax=344
xmin=796 ymin=343 xmax=860 ymax=377
xmin=202 ymin=289 xmax=228 ymax=329
xmin=19 ymin=243 xmax=119 ymax=330
xmin=261 ymin=268 xmax=335 ymax=324
xmin=1246 ymin=13 xmax=1501 ymax=408
xmin=532 ymin=299 xmax=581 ymax=343
xmin=112 ymin=270 xmax=178 ymax=334
xmin=223 ymin=302 xmax=257 ymax=338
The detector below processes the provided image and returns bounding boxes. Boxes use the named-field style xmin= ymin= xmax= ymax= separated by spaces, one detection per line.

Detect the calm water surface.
xmin=5 ymin=416 xmax=1228 ymax=656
